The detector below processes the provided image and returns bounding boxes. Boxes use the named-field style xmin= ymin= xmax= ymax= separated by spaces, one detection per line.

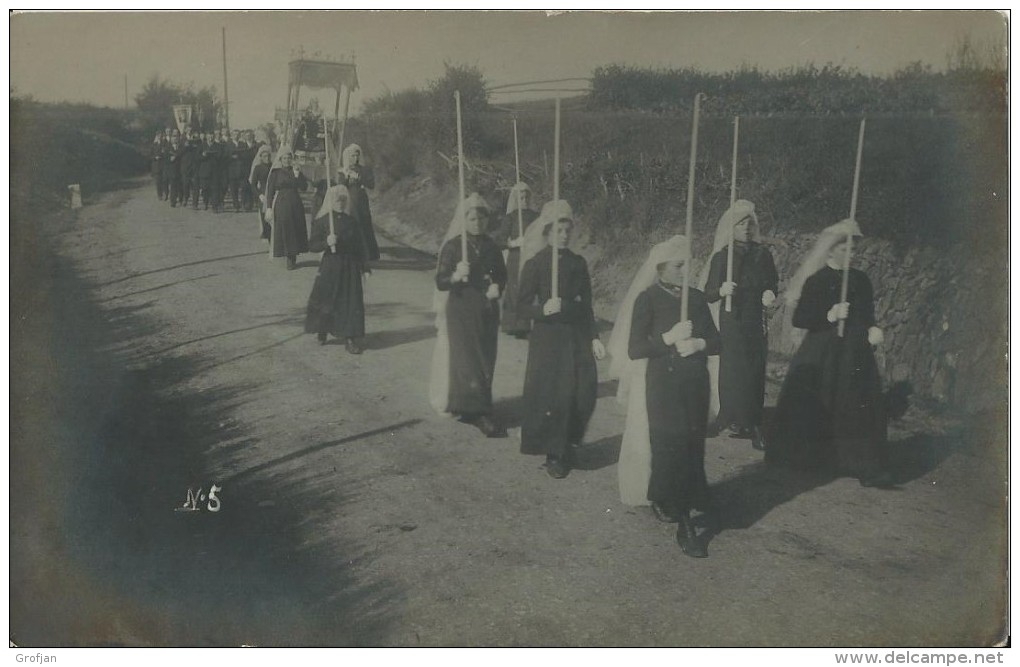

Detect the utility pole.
xmin=124 ymin=74 xmax=128 ymax=109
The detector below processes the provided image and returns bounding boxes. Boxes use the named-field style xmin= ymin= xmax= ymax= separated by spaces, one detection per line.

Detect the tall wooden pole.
xmin=455 ymin=91 xmax=467 ymax=261
xmin=222 ymin=27 xmax=229 ymax=132
xmin=681 ymin=93 xmax=703 ymax=323
xmin=725 ymin=115 xmax=739 ymax=313
xmin=838 ymin=118 xmax=866 ymax=338
xmin=551 ymin=97 xmax=561 ymax=300
xmin=124 ymin=75 xmax=128 ymax=109
xmin=322 ymin=115 xmax=336 ymax=252
xmin=513 ymin=117 xmax=523 ymax=240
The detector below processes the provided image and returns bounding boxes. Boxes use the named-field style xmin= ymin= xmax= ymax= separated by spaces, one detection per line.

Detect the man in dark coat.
xmin=516 ymin=200 xmax=605 ymax=478
xmin=166 ymin=133 xmax=186 ymax=207
xmin=227 ymin=130 xmax=249 ymax=213
xmin=703 ymin=200 xmax=778 ymax=450
xmin=197 ymin=133 xmax=220 ymax=211
xmin=181 ymin=130 xmax=201 ymax=210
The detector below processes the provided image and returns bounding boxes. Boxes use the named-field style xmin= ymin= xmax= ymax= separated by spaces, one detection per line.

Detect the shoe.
xmin=651 ymin=502 xmax=679 ymax=523
xmin=751 ymin=426 xmax=767 ymax=451
xmin=676 ymin=512 xmax=708 ymax=558
xmin=475 ymin=414 xmax=506 ymax=439
xmin=345 ymin=338 xmax=363 ymax=355
xmin=317 ymin=333 xmax=327 ymax=346
xmin=286 ymin=257 xmax=297 ymax=270
xmin=545 ymin=455 xmax=568 ymax=479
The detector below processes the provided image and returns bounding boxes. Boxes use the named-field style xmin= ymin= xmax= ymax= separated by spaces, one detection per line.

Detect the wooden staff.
xmin=455 ymin=91 xmax=467 ymax=261
xmin=838 ymin=118 xmax=866 ymax=338
xmin=725 ymin=115 xmax=739 ymax=313
xmin=513 ymin=116 xmax=525 ymax=279
xmin=321 ymin=114 xmax=336 ymax=252
xmin=552 ymin=96 xmax=561 ymax=300
xmin=681 ymin=93 xmax=703 ymax=323
xmin=513 ymin=117 xmax=524 ymax=240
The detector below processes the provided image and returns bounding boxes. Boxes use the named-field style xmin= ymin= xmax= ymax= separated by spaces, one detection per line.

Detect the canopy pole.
xmin=725 ymin=115 xmax=739 ymax=313
xmin=838 ymin=117 xmax=867 ymax=338
xmin=551 ymin=97 xmax=561 ymax=300
xmin=455 ymin=91 xmax=467 ymax=262
xmin=681 ymin=93 xmax=703 ymax=323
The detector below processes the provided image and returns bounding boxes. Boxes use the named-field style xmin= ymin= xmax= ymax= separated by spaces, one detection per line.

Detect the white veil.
xmin=428 ymin=193 xmax=491 ymax=415
xmin=608 ymin=235 xmax=691 ymax=506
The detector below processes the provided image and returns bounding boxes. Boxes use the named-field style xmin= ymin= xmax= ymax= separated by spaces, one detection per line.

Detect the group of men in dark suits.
xmin=150 ymin=127 xmax=261 ymax=214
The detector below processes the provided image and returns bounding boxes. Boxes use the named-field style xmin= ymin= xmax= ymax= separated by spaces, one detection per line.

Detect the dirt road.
xmin=10 ymin=180 xmax=1007 ymax=646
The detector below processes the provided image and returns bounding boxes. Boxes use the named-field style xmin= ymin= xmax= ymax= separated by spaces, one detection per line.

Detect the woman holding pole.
xmin=767 ymin=120 xmax=891 ymax=487
xmin=266 ymin=146 xmax=310 ymax=269
xmin=250 ymin=145 xmax=273 ymax=241
xmin=494 ymin=181 xmax=539 ymax=337
xmin=337 ymin=144 xmax=380 ymax=262
xmin=765 ymin=219 xmax=890 ymax=486
xmin=428 ymin=193 xmax=508 ymax=437
xmin=304 ymin=184 xmax=372 ymax=353
xmin=702 ymin=199 xmax=778 ymax=450
xmin=609 ymin=234 xmax=719 ymax=557
xmin=516 ymin=200 xmax=604 ymax=478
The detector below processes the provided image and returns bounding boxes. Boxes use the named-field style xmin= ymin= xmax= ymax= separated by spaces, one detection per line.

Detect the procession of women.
xmin=160 ymin=91 xmax=896 ymax=561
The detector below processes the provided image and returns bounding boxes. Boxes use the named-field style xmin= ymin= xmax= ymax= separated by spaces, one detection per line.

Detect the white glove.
xmin=543 ymin=298 xmax=562 ymax=316
xmin=675 ymin=338 xmax=706 ymax=357
xmin=508 ymin=237 xmax=524 ymax=249
xmin=259 ymin=194 xmax=266 ymax=205
xmin=719 ymin=281 xmax=737 ymax=297
xmin=452 ymin=261 xmax=470 ymax=283
xmin=868 ymin=326 xmax=884 ymax=346
xmin=592 ymin=339 xmax=606 ymax=360
xmin=761 ymin=290 xmax=776 ymax=307
xmin=827 ymin=302 xmax=850 ymax=323
xmin=326 ymin=233 xmax=337 ymax=247
xmin=486 ymin=283 xmax=501 ymax=301
xmin=662 ymin=320 xmax=693 ymax=346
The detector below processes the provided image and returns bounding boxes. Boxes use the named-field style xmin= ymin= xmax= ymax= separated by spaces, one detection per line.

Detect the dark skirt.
xmin=500 ymin=248 xmax=531 ymax=335
xmin=272 ymin=190 xmax=309 ymax=258
xmin=445 ymin=287 xmax=499 ymax=416
xmin=717 ymin=327 xmax=768 ymax=428
xmin=646 ymin=361 xmax=711 ymax=511
xmin=520 ymin=321 xmax=597 ymax=457
xmin=767 ymin=327 xmax=887 ymax=477
xmin=304 ymin=254 xmax=365 ymax=338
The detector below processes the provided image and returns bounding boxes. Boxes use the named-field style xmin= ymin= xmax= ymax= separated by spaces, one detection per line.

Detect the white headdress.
xmin=505 ymin=181 xmax=535 ymax=216
xmin=315 ymin=184 xmax=350 ymax=219
xmin=519 ymin=199 xmax=574 ymax=268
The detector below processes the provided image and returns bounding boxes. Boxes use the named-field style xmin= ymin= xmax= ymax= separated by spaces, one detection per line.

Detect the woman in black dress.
xmin=266 ymin=146 xmax=309 ymax=269
xmin=428 ymin=193 xmax=508 ymax=438
xmin=516 ymin=200 xmax=605 ymax=478
xmin=702 ymin=200 xmax=778 ymax=450
xmin=493 ymin=182 xmax=540 ymax=337
xmin=304 ymin=185 xmax=372 ymax=354
xmin=767 ymin=219 xmax=891 ymax=487
xmin=610 ymin=235 xmax=720 ymax=557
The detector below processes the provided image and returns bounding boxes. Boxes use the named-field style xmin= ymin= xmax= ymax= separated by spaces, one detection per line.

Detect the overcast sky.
xmin=11 ymin=10 xmax=1006 ymax=129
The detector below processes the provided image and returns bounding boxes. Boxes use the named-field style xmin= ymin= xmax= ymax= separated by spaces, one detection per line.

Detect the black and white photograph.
xmin=9 ymin=9 xmax=1010 ymax=651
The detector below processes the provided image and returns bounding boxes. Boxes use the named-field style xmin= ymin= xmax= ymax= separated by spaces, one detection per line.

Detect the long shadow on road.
xmin=11 ymin=210 xmax=399 ymax=646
